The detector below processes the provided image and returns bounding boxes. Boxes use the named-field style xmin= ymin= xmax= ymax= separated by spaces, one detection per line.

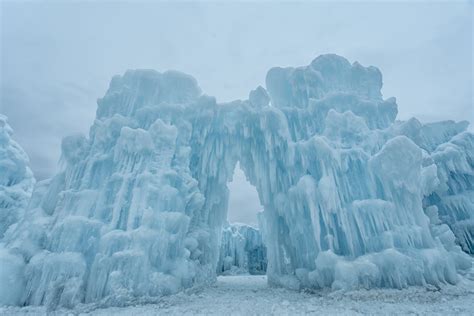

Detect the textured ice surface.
xmin=0 ymin=54 xmax=473 ymax=309
xmin=0 ymin=115 xmax=35 ymax=306
xmin=217 ymin=223 xmax=267 ymax=275
xmin=0 ymin=115 xmax=35 ymax=239
xmin=423 ymin=131 xmax=474 ymax=254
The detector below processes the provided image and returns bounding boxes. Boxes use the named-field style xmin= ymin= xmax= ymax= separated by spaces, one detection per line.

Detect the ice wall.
xmin=0 ymin=115 xmax=35 ymax=239
xmin=0 ymin=114 xmax=35 ymax=306
xmin=1 ymin=71 xmax=214 ymax=309
xmin=423 ymin=129 xmax=474 ymax=254
xmin=1 ymin=55 xmax=472 ymax=308
xmin=258 ymin=55 xmax=472 ymax=290
xmin=217 ymin=223 xmax=267 ymax=275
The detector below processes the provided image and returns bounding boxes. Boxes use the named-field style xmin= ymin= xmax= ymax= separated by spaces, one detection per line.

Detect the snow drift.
xmin=0 ymin=54 xmax=473 ymax=308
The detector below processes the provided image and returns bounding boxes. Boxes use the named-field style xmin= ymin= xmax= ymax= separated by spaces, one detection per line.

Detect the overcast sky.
xmin=1 ymin=1 xmax=472 ymax=224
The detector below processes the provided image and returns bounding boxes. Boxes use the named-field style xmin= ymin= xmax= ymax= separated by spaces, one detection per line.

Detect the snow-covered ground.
xmin=3 ymin=268 xmax=474 ymax=316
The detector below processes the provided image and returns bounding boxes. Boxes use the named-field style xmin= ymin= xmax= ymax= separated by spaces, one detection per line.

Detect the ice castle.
xmin=0 ymin=54 xmax=472 ymax=308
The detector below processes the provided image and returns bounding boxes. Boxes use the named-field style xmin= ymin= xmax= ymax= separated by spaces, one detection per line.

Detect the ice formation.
xmin=422 ymin=127 xmax=474 ymax=254
xmin=0 ymin=54 xmax=473 ymax=308
xmin=0 ymin=115 xmax=35 ymax=306
xmin=0 ymin=115 xmax=35 ymax=239
xmin=217 ymin=223 xmax=267 ymax=275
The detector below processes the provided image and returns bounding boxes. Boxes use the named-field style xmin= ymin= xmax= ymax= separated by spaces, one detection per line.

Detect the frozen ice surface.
xmin=217 ymin=223 xmax=267 ymax=275
xmin=0 ymin=55 xmax=473 ymax=309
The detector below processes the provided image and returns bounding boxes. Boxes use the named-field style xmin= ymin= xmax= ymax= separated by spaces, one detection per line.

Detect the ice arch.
xmin=1 ymin=54 xmax=472 ymax=308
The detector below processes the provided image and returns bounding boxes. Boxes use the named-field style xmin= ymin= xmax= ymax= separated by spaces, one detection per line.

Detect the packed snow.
xmin=2 ymin=271 xmax=473 ymax=315
xmin=0 ymin=54 xmax=473 ymax=310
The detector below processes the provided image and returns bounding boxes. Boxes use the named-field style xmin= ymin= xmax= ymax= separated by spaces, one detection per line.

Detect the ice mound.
xmin=217 ymin=223 xmax=267 ymax=275
xmin=1 ymin=54 xmax=473 ymax=308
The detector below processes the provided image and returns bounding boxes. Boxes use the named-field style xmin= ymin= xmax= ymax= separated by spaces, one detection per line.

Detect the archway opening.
xmin=227 ymin=162 xmax=262 ymax=227
xmin=216 ymin=162 xmax=268 ymax=276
